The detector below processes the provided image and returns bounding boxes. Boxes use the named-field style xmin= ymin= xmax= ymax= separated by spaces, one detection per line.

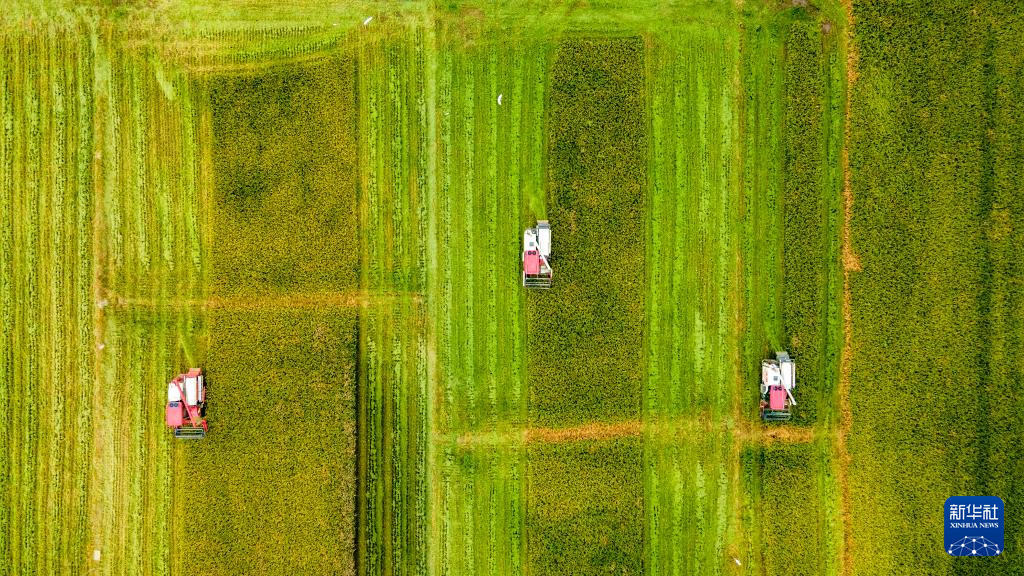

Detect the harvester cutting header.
xmin=522 ymin=220 xmax=552 ymax=289
xmin=165 ymin=368 xmax=208 ymax=439
xmin=760 ymin=352 xmax=796 ymax=421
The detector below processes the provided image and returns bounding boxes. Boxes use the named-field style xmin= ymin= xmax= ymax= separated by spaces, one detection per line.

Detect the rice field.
xmin=2 ymin=1 xmax=1022 ymax=575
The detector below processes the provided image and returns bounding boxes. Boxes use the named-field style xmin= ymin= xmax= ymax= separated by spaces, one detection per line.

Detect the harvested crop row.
xmin=644 ymin=28 xmax=741 ymax=421
xmin=95 ymin=309 xmax=187 ymax=575
xmin=738 ymin=22 xmax=785 ymax=398
xmin=429 ymin=31 xmax=548 ymax=576
xmin=83 ymin=35 xmax=207 ymax=576
xmin=643 ymin=27 xmax=743 ymax=575
xmin=357 ymin=29 xmax=431 ymax=576
xmin=0 ymin=25 xmax=95 ymax=574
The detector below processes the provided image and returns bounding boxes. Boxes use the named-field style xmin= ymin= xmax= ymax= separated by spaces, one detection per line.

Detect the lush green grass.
xmin=208 ymin=57 xmax=359 ymax=297
xmin=181 ymin=309 xmax=357 ymax=575
xmin=847 ymin=1 xmax=1024 ymax=573
xmin=527 ymin=37 xmax=647 ymax=428
xmin=527 ymin=438 xmax=644 ymax=576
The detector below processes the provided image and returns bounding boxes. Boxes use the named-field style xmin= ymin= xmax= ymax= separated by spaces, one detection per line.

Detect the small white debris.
xmin=363 ymin=16 xmax=373 ymax=26
xmin=97 ymin=343 xmax=105 ymax=351
xmin=93 ymin=549 xmax=101 ymax=561
xmin=733 ymin=557 xmax=741 ymax=566
xmin=497 ymin=93 xmax=503 ymax=106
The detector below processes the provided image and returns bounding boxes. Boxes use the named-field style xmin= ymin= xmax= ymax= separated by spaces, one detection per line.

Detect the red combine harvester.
xmin=165 ymin=368 xmax=207 ymax=439
xmin=522 ymin=220 xmax=553 ymax=289
xmin=760 ymin=351 xmax=796 ymax=422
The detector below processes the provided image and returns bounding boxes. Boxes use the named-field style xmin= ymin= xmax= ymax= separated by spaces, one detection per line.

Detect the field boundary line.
xmin=103 ymin=290 xmax=423 ymax=311
xmin=734 ymin=422 xmax=822 ymax=444
xmin=838 ymin=1 xmax=859 ymax=575
xmin=527 ymin=420 xmax=644 ymax=443
xmin=451 ymin=418 xmax=824 ymax=448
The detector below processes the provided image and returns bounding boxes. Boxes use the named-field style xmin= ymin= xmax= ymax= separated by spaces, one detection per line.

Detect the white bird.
xmin=497 ymin=93 xmax=503 ymax=106
xmin=733 ymin=557 xmax=741 ymax=566
xmin=363 ymin=16 xmax=373 ymax=26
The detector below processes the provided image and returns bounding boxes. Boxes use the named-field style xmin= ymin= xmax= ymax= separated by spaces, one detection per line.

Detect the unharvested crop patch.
xmin=180 ymin=56 xmax=361 ymax=575
xmin=741 ymin=440 xmax=839 ymax=576
xmin=208 ymin=56 xmax=359 ymax=297
xmin=528 ymin=37 xmax=647 ymax=428
xmin=181 ymin=309 xmax=358 ymax=575
xmin=846 ymin=2 xmax=1024 ymax=573
xmin=780 ymin=21 xmax=843 ymax=428
xmin=526 ymin=438 xmax=643 ymax=576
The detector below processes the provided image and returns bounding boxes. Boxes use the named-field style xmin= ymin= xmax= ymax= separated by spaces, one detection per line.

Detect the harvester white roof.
xmin=537 ymin=220 xmax=551 ymax=257
xmin=185 ymin=376 xmax=200 ymax=406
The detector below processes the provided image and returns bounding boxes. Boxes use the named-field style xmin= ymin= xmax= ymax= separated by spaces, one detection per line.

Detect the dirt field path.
xmin=105 ymin=290 xmax=422 ymax=310
xmin=454 ymin=418 xmax=821 ymax=448
xmin=838 ymin=1 xmax=859 ymax=574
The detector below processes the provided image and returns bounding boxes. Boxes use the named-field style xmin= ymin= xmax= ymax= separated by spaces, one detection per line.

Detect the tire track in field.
xmin=837 ymin=2 xmax=859 ymax=575
xmin=88 ymin=36 xmax=109 ymax=573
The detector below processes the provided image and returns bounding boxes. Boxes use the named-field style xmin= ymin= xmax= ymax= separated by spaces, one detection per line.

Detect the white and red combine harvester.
xmin=760 ymin=351 xmax=795 ymax=422
xmin=165 ymin=368 xmax=207 ymax=439
xmin=522 ymin=220 xmax=552 ymax=289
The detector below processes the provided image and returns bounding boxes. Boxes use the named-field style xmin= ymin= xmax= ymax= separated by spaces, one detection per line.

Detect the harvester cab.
xmin=760 ymin=352 xmax=795 ymax=422
xmin=166 ymin=368 xmax=208 ymax=439
xmin=522 ymin=220 xmax=553 ymax=289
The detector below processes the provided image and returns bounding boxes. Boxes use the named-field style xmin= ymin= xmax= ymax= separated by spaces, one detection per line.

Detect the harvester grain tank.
xmin=760 ymin=352 xmax=795 ymax=421
xmin=522 ymin=220 xmax=553 ymax=288
xmin=165 ymin=368 xmax=208 ymax=439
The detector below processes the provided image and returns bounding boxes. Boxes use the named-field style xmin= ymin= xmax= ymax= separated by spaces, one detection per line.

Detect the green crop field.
xmin=1 ymin=1 xmax=1022 ymax=576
